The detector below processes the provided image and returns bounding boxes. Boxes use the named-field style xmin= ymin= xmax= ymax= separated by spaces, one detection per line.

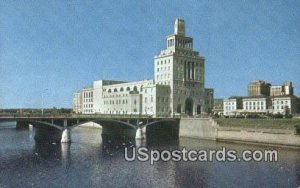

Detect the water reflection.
xmin=101 ymin=135 xmax=135 ymax=157
xmin=0 ymin=127 xmax=299 ymax=187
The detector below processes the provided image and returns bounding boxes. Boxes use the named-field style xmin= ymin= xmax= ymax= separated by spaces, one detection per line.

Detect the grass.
xmin=216 ymin=118 xmax=300 ymax=130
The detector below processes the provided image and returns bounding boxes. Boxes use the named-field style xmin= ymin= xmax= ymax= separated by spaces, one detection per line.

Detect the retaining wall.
xmin=179 ymin=118 xmax=218 ymax=140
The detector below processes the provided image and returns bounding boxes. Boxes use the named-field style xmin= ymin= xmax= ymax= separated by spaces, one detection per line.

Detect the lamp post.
xmin=42 ymin=89 xmax=48 ymax=116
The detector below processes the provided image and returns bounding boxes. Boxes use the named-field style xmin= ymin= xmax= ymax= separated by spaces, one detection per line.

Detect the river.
xmin=0 ymin=122 xmax=299 ymax=187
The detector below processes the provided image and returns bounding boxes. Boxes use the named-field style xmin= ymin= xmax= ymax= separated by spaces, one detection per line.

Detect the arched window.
xmin=114 ymin=88 xmax=118 ymax=92
xmin=140 ymin=85 xmax=143 ymax=91
xmin=126 ymin=87 xmax=130 ymax=91
xmin=120 ymin=87 xmax=124 ymax=92
xmin=108 ymin=89 xmax=111 ymax=93
xmin=133 ymin=86 xmax=138 ymax=92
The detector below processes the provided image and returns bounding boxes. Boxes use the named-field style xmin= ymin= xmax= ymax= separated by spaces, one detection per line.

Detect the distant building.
xmin=72 ymin=91 xmax=82 ymax=114
xmin=248 ymin=80 xmax=270 ymax=97
xmin=204 ymin=88 xmax=214 ymax=114
xmin=224 ymin=80 xmax=299 ymax=116
xmin=271 ymin=95 xmax=298 ymax=115
xmin=242 ymin=96 xmax=271 ymax=113
xmin=73 ymin=19 xmax=214 ymax=117
xmin=213 ymin=98 xmax=223 ymax=116
xmin=270 ymin=81 xmax=294 ymax=96
xmin=82 ymin=87 xmax=93 ymax=114
xmin=223 ymin=97 xmax=243 ymax=116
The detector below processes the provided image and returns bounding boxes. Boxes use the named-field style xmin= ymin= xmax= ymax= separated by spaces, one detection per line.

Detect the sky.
xmin=0 ymin=0 xmax=299 ymax=108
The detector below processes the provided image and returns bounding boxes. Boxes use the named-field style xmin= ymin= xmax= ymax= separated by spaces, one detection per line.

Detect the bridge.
xmin=0 ymin=114 xmax=180 ymax=143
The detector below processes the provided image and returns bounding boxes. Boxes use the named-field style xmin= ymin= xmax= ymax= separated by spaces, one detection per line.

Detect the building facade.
xmin=73 ymin=19 xmax=213 ymax=117
xmin=224 ymin=80 xmax=299 ymax=116
xmin=271 ymin=96 xmax=298 ymax=115
xmin=82 ymin=87 xmax=93 ymax=114
xmin=72 ymin=91 xmax=82 ymax=114
xmin=270 ymin=81 xmax=294 ymax=96
xmin=248 ymin=80 xmax=270 ymax=97
xmin=242 ymin=97 xmax=271 ymax=113
xmin=212 ymin=98 xmax=223 ymax=116
xmin=223 ymin=97 xmax=243 ymax=116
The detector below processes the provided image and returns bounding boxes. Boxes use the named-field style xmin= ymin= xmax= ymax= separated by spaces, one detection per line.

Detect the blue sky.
xmin=0 ymin=0 xmax=299 ymax=108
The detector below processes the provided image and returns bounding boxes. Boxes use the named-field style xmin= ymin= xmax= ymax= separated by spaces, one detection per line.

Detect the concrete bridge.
xmin=0 ymin=114 xmax=180 ymax=143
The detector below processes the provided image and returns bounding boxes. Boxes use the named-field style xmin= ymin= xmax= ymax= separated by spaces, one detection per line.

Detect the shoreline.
xmin=179 ymin=118 xmax=300 ymax=149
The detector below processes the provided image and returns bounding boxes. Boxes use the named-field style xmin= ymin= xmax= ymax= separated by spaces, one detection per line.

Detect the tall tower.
xmin=154 ymin=19 xmax=205 ymax=116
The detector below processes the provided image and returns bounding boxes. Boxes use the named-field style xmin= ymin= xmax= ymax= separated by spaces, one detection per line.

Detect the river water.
xmin=0 ymin=122 xmax=299 ymax=188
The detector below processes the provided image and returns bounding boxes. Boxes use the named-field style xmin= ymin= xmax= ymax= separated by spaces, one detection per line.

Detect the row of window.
xmin=157 ymin=66 xmax=171 ymax=72
xmin=83 ymin=110 xmax=93 ymax=113
xmin=156 ymin=73 xmax=171 ymax=80
xmin=103 ymin=94 xmax=129 ymax=98
xmin=83 ymin=104 xmax=93 ymax=108
xmin=84 ymin=99 xmax=93 ymax=102
xmin=244 ymin=106 xmax=266 ymax=110
xmin=106 ymin=86 xmax=141 ymax=93
xmin=104 ymin=99 xmax=128 ymax=105
xmin=157 ymin=81 xmax=171 ymax=85
xmin=225 ymin=106 xmax=236 ymax=110
xmin=156 ymin=59 xmax=171 ymax=66
xmin=144 ymin=97 xmax=154 ymax=103
xmin=83 ymin=92 xmax=93 ymax=98
xmin=103 ymin=110 xmax=137 ymax=114
xmin=272 ymin=100 xmax=289 ymax=105
xmin=157 ymin=97 xmax=169 ymax=103
xmin=244 ymin=101 xmax=265 ymax=106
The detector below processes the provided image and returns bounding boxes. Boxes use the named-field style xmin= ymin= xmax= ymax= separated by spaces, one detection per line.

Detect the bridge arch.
xmin=139 ymin=119 xmax=180 ymax=144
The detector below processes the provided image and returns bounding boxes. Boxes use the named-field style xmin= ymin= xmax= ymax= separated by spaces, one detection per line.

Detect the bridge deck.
xmin=0 ymin=113 xmax=180 ymax=121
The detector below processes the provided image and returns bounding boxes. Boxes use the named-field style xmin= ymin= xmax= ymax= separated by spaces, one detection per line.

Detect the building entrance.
xmin=185 ymin=98 xmax=193 ymax=116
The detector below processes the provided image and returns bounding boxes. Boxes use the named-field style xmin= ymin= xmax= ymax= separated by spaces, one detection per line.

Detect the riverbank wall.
xmin=179 ymin=118 xmax=300 ymax=147
xmin=179 ymin=118 xmax=218 ymax=140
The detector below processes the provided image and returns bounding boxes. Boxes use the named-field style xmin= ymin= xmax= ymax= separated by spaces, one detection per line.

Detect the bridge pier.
xmin=135 ymin=127 xmax=144 ymax=139
xmin=61 ymin=128 xmax=71 ymax=143
xmin=16 ymin=121 xmax=29 ymax=129
xmin=61 ymin=119 xmax=71 ymax=143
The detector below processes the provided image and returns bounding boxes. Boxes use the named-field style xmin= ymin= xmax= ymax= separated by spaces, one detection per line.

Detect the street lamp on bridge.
xmin=42 ymin=89 xmax=48 ymax=116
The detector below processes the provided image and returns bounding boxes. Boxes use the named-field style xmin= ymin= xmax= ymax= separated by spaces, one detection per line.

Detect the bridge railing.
xmin=0 ymin=112 xmax=211 ymax=119
xmin=0 ymin=113 xmax=155 ymax=119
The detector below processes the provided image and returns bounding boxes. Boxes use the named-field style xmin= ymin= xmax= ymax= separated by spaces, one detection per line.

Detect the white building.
xmin=72 ymin=91 xmax=82 ymax=114
xmin=73 ymin=19 xmax=213 ymax=117
xmin=242 ymin=97 xmax=271 ymax=113
xmin=224 ymin=80 xmax=299 ymax=116
xmin=223 ymin=97 xmax=243 ymax=116
xmin=271 ymin=96 xmax=298 ymax=115
xmin=82 ymin=87 xmax=93 ymax=114
xmin=223 ymin=96 xmax=299 ymax=116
